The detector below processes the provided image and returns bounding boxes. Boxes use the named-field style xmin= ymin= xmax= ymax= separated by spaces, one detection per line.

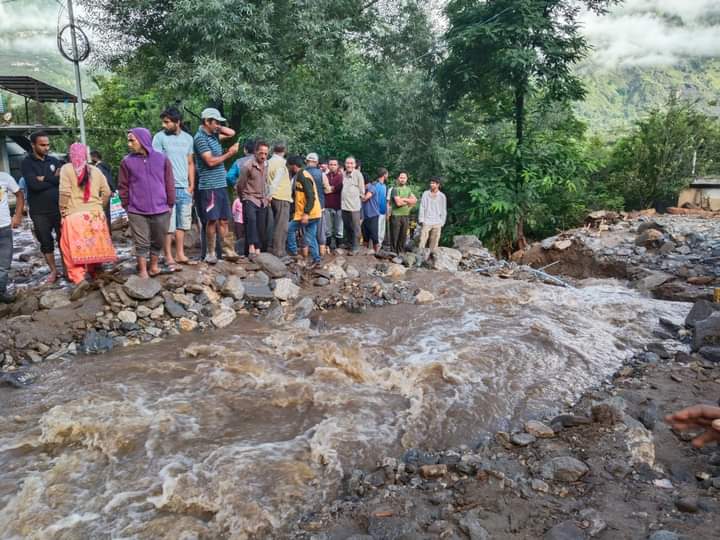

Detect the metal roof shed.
xmin=0 ymin=75 xmax=82 ymax=124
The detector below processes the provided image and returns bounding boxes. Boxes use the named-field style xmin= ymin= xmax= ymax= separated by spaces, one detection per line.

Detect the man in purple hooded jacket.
xmin=119 ymin=128 xmax=176 ymax=278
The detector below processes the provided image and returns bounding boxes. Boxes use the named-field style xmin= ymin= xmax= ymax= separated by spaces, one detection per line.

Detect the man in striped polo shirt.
xmin=194 ymin=107 xmax=240 ymax=264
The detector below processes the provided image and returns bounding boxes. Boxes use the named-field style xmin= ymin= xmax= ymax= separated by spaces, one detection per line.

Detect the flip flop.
xmin=168 ymin=265 xmax=183 ymax=273
xmin=176 ymin=258 xmax=199 ymax=266
xmin=148 ymin=268 xmax=172 ymax=277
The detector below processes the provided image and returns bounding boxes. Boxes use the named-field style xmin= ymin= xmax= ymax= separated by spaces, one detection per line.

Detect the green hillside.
xmin=576 ymin=59 xmax=720 ymax=138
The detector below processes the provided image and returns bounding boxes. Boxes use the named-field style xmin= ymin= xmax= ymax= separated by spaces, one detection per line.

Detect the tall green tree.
xmin=80 ymin=0 xmax=444 ymax=179
xmin=79 ymin=0 xmax=424 ymax=127
xmin=605 ymin=98 xmax=720 ymax=210
xmin=437 ymin=0 xmax=618 ymax=248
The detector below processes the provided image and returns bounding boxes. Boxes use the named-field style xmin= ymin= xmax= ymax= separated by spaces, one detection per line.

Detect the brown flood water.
xmin=0 ymin=272 xmax=688 ymax=539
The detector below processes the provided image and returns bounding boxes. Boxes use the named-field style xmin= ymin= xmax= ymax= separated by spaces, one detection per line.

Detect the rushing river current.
xmin=0 ymin=272 xmax=688 ymax=539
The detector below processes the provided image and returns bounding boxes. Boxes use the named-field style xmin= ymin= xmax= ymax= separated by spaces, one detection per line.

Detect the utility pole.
xmin=66 ymin=0 xmax=87 ymax=145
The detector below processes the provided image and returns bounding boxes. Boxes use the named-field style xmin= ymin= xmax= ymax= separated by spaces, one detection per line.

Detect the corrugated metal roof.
xmin=0 ymin=76 xmax=79 ymax=103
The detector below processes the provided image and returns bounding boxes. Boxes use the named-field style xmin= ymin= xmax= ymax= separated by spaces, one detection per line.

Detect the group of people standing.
xmin=0 ymin=106 xmax=448 ymax=301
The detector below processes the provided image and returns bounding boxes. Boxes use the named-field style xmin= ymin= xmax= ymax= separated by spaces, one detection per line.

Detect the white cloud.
xmin=581 ymin=0 xmax=720 ymax=67
xmin=0 ymin=3 xmax=58 ymax=33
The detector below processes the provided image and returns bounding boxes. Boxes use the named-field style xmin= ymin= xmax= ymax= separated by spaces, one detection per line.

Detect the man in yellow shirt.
xmin=267 ymin=143 xmax=292 ymax=257
xmin=286 ymin=155 xmax=322 ymax=265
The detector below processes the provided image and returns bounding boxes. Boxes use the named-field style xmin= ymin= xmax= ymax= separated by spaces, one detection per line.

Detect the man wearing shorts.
xmin=194 ymin=107 xmax=240 ymax=264
xmin=21 ymin=131 xmax=62 ymax=283
xmin=153 ymin=107 xmax=196 ymax=268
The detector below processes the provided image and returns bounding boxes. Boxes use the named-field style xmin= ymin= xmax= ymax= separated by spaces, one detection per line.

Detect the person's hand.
xmin=229 ymin=142 xmax=240 ymax=155
xmin=11 ymin=214 xmax=22 ymax=229
xmin=301 ymin=213 xmax=309 ymax=225
xmin=37 ymin=176 xmax=45 ymax=182
xmin=665 ymin=404 xmax=720 ymax=448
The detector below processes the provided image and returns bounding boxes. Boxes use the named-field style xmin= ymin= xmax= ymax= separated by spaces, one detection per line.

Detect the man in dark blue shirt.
xmin=20 ymin=131 xmax=62 ymax=283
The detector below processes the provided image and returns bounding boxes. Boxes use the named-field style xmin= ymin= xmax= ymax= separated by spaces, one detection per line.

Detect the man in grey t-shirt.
xmin=153 ymin=107 xmax=196 ymax=268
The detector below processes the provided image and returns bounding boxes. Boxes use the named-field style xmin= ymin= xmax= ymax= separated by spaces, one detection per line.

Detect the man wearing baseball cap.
xmin=193 ymin=107 xmax=240 ymax=264
xmin=304 ymin=152 xmax=329 ymax=256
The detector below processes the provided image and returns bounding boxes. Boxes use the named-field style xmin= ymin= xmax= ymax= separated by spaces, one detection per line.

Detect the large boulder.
xmin=39 ymin=289 xmax=72 ymax=310
xmin=273 ymin=278 xmax=300 ymax=301
xmin=453 ymin=235 xmax=483 ymax=252
xmin=635 ymin=228 xmax=665 ymax=248
xmin=685 ymin=299 xmax=718 ymax=328
xmin=164 ymin=298 xmax=187 ymax=319
xmin=693 ymin=312 xmax=720 ymax=351
xmin=80 ymin=329 xmax=114 ymax=355
xmin=243 ymin=280 xmax=275 ymax=302
xmin=636 ymin=271 xmax=674 ymax=293
xmin=254 ymin=253 xmax=288 ymax=278
xmin=211 ymin=308 xmax=236 ymax=328
xmin=323 ymin=262 xmax=348 ymax=281
xmin=123 ymin=276 xmax=162 ymax=300
xmin=429 ymin=247 xmax=463 ymax=272
xmin=541 ymin=456 xmax=589 ymax=482
xmin=222 ymin=275 xmax=246 ymax=301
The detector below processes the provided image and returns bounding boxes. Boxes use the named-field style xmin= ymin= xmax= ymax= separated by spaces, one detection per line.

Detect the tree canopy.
xmin=76 ymin=0 xmax=720 ymax=253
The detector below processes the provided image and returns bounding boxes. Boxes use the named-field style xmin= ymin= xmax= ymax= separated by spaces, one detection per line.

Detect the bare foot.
xmin=46 ymin=272 xmax=58 ymax=284
xmin=138 ymin=271 xmax=150 ymax=279
xmin=665 ymin=404 xmax=720 ymax=447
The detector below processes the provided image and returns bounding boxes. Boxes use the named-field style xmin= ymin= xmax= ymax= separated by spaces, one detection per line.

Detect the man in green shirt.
xmin=389 ymin=171 xmax=417 ymax=253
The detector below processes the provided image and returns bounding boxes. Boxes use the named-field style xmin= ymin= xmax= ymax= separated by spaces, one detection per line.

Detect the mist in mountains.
xmin=1 ymin=0 xmax=719 ymax=132
xmin=581 ymin=0 xmax=720 ymax=68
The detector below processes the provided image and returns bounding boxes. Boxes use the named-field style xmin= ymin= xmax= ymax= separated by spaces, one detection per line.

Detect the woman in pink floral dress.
xmin=59 ymin=143 xmax=117 ymax=285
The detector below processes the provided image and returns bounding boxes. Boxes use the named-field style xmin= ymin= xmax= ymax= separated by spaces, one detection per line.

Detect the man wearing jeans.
xmin=21 ymin=131 xmax=62 ymax=283
xmin=153 ymin=107 xmax=196 ymax=268
xmin=0 ymin=171 xmax=24 ymax=303
xmin=304 ymin=152 xmax=329 ymax=256
xmin=323 ymin=157 xmax=343 ymax=250
xmin=340 ymin=156 xmax=365 ymax=253
xmin=418 ymin=176 xmax=447 ymax=250
xmin=286 ymin=156 xmax=321 ymax=264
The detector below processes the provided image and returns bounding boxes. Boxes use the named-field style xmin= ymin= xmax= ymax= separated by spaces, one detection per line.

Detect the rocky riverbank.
xmin=289 ymin=303 xmax=720 ymax=540
xmin=0 ymin=225 xmax=508 ymax=378
xmin=520 ymin=212 xmax=720 ymax=303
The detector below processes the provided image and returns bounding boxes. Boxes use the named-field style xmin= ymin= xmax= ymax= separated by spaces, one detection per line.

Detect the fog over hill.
xmin=1 ymin=0 xmax=719 ymax=132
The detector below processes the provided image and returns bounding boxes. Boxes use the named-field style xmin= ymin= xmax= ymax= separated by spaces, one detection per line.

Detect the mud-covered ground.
xmin=291 ymin=328 xmax=720 ymax=540
xmin=289 ymin=214 xmax=720 ymax=540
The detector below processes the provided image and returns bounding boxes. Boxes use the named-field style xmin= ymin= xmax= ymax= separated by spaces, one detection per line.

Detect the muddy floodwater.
xmin=0 ymin=273 xmax=688 ymax=539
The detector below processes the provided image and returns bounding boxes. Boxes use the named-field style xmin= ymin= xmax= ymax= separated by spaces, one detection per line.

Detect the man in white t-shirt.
xmin=0 ymin=171 xmax=25 ymax=302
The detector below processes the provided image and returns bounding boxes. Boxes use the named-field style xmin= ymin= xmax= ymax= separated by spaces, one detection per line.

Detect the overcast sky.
xmin=581 ymin=0 xmax=720 ymax=67
xmin=2 ymin=0 xmax=719 ymax=70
